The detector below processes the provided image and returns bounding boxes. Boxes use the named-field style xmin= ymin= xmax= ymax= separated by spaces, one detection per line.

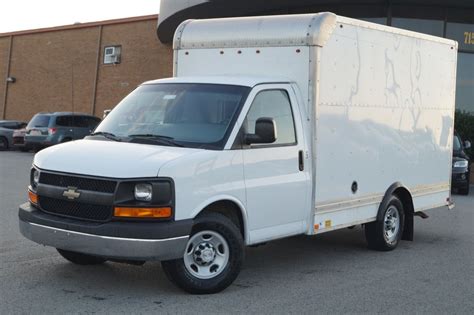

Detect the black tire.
xmin=161 ymin=262 xmax=177 ymax=284
xmin=57 ymin=249 xmax=107 ymax=265
xmin=0 ymin=137 xmax=8 ymax=151
xmin=459 ymin=184 xmax=470 ymax=195
xmin=161 ymin=212 xmax=244 ymax=294
xmin=60 ymin=138 xmax=72 ymax=143
xmin=365 ymin=195 xmax=404 ymax=251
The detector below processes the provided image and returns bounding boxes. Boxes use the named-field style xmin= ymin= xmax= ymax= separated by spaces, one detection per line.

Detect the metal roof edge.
xmin=173 ymin=12 xmax=339 ymax=50
xmin=337 ymin=15 xmax=457 ymax=47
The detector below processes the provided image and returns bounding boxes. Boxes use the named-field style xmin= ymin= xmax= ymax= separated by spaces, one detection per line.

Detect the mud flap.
xmin=402 ymin=212 xmax=413 ymax=241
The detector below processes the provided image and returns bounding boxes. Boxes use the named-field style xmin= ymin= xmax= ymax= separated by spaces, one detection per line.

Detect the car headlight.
xmin=31 ymin=169 xmax=40 ymax=189
xmin=134 ymin=183 xmax=152 ymax=201
xmin=453 ymin=160 xmax=468 ymax=168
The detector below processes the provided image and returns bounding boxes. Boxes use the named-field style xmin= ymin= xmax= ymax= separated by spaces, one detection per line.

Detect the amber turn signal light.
xmin=28 ymin=190 xmax=38 ymax=205
xmin=114 ymin=207 xmax=172 ymax=218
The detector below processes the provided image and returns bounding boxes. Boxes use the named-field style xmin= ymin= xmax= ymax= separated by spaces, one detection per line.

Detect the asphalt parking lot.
xmin=1 ymin=151 xmax=473 ymax=314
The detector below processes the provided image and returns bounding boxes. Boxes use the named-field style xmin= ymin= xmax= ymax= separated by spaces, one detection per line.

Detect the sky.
xmin=0 ymin=0 xmax=161 ymax=33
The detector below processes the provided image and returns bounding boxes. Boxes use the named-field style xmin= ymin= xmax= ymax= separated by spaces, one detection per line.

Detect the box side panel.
xmin=314 ymin=22 xmax=457 ymax=213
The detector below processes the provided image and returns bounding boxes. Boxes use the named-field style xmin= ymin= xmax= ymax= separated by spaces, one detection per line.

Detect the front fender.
xmin=190 ymin=195 xmax=249 ymax=244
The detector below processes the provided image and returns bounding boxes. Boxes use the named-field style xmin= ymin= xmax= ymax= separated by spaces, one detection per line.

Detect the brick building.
xmin=0 ymin=15 xmax=173 ymax=121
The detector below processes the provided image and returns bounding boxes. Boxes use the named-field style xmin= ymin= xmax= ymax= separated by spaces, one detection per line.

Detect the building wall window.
xmin=455 ymin=53 xmax=474 ymax=113
xmin=446 ymin=22 xmax=474 ymax=52
xmin=391 ymin=18 xmax=444 ymax=37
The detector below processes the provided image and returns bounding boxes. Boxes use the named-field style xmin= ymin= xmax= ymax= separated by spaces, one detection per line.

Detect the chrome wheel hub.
xmin=194 ymin=243 xmax=216 ymax=265
xmin=384 ymin=205 xmax=400 ymax=244
xmin=183 ymin=230 xmax=229 ymax=279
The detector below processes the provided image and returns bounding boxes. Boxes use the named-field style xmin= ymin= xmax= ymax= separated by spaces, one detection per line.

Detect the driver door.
xmin=235 ymin=84 xmax=309 ymax=244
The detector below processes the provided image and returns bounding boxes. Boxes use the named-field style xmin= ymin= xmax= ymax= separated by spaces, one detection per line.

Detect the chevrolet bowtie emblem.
xmin=63 ymin=187 xmax=81 ymax=200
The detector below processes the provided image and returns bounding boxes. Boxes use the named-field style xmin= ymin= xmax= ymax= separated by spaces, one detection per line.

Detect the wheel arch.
xmin=378 ymin=182 xmax=415 ymax=241
xmin=192 ymin=196 xmax=248 ymax=244
xmin=0 ymin=136 xmax=9 ymax=148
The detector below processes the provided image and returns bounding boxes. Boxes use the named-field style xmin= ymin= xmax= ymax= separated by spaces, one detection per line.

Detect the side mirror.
xmin=103 ymin=109 xmax=111 ymax=119
xmin=464 ymin=140 xmax=471 ymax=150
xmin=244 ymin=117 xmax=277 ymax=145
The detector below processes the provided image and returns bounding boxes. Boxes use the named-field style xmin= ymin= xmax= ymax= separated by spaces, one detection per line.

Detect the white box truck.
xmin=19 ymin=12 xmax=458 ymax=294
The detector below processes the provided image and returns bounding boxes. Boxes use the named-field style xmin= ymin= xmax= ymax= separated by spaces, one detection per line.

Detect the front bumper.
xmin=24 ymin=136 xmax=53 ymax=149
xmin=12 ymin=137 xmax=25 ymax=147
xmin=19 ymin=203 xmax=192 ymax=261
xmin=451 ymin=171 xmax=469 ymax=188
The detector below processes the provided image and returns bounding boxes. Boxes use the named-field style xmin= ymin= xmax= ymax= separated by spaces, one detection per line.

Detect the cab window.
xmin=243 ymin=89 xmax=296 ymax=146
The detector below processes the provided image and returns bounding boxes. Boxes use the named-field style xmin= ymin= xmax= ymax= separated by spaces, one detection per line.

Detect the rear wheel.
xmin=0 ymin=137 xmax=8 ymax=151
xmin=161 ymin=212 xmax=244 ymax=294
xmin=365 ymin=196 xmax=404 ymax=251
xmin=57 ymin=249 xmax=107 ymax=265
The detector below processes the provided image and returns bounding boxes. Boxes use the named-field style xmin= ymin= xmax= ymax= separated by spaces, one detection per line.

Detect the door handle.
xmin=298 ymin=150 xmax=304 ymax=171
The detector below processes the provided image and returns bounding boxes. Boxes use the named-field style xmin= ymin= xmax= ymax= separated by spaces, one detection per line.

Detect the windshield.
xmin=453 ymin=134 xmax=462 ymax=151
xmin=27 ymin=114 xmax=51 ymax=128
xmin=95 ymin=83 xmax=250 ymax=149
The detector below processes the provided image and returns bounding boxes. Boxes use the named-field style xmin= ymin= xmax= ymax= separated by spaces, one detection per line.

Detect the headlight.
xmin=33 ymin=170 xmax=40 ymax=185
xmin=453 ymin=160 xmax=468 ymax=168
xmin=134 ymin=183 xmax=152 ymax=201
xmin=31 ymin=169 xmax=40 ymax=189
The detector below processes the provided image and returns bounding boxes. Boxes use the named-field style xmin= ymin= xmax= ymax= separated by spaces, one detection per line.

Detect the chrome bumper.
xmin=19 ymin=220 xmax=189 ymax=261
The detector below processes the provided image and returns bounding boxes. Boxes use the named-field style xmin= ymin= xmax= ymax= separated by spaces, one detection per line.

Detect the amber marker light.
xmin=28 ymin=190 xmax=38 ymax=205
xmin=114 ymin=207 xmax=172 ymax=219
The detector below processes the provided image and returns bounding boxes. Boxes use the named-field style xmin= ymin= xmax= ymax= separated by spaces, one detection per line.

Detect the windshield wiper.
xmin=128 ymin=134 xmax=184 ymax=147
xmin=90 ymin=131 xmax=122 ymax=142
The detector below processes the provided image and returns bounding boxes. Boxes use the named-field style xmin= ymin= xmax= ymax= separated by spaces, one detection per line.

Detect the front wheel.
xmin=365 ymin=196 xmax=404 ymax=251
xmin=161 ymin=212 xmax=244 ymax=294
xmin=57 ymin=249 xmax=107 ymax=265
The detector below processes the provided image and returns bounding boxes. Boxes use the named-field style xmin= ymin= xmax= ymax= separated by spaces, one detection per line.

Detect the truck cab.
xmin=20 ymin=76 xmax=311 ymax=293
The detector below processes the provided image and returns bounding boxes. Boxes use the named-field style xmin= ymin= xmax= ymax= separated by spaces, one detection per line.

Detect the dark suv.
xmin=25 ymin=112 xmax=101 ymax=150
xmin=452 ymin=132 xmax=471 ymax=195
